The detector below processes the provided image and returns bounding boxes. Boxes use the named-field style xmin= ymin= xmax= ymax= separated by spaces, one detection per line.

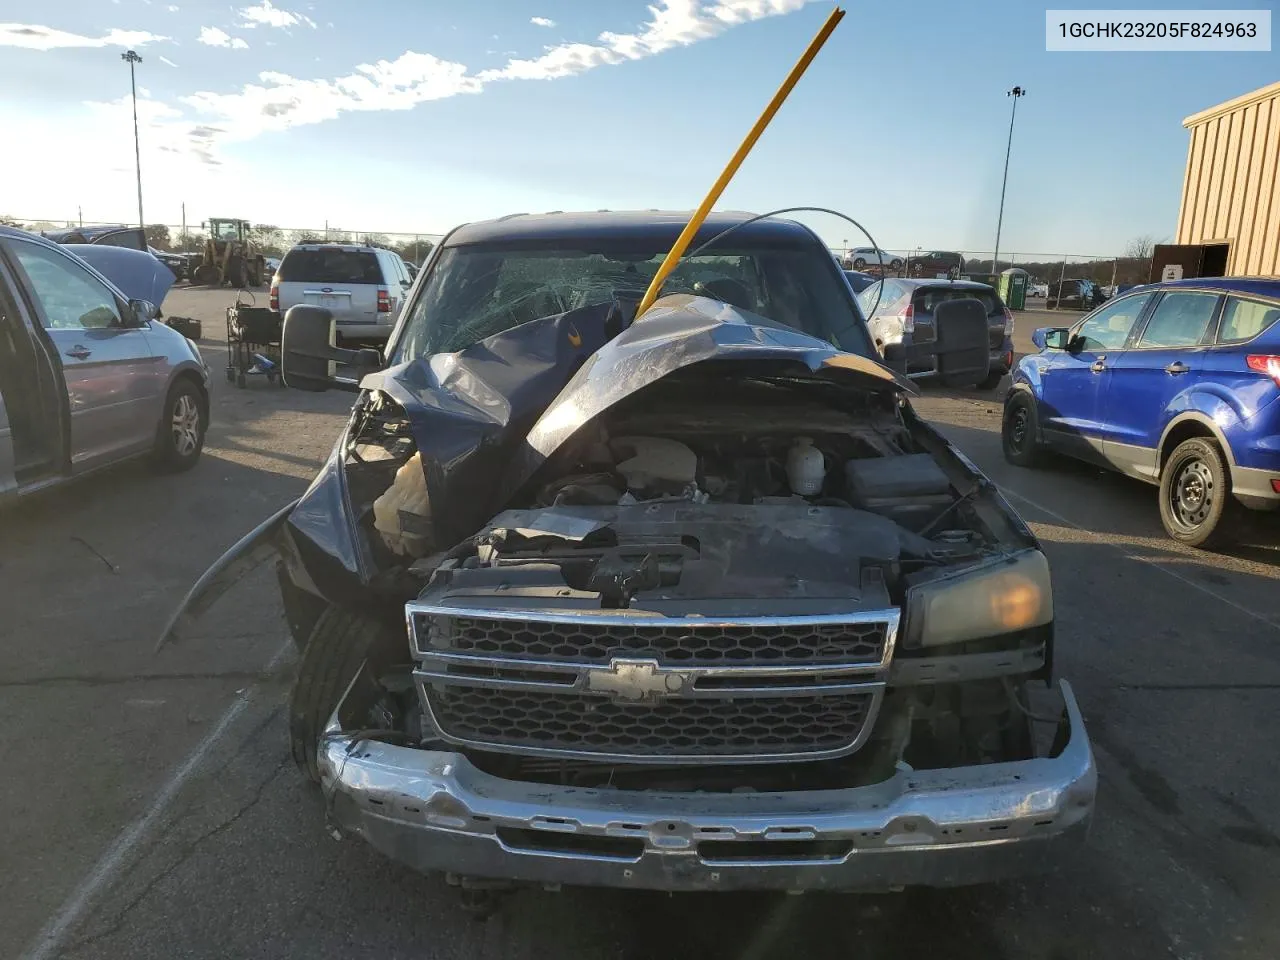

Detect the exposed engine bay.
xmin=365 ymin=375 xmax=993 ymax=572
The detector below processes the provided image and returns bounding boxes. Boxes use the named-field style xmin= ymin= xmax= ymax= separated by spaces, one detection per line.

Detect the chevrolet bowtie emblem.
xmin=585 ymin=658 xmax=689 ymax=701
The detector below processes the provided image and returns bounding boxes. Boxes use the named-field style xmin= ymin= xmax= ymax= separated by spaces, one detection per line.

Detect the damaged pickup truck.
xmin=165 ymin=211 xmax=1094 ymax=894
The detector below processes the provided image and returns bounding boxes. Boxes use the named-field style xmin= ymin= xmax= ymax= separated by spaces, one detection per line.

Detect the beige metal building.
xmin=1174 ymin=79 xmax=1280 ymax=277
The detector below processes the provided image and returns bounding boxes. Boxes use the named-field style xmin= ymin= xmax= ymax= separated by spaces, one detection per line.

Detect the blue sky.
xmin=1 ymin=0 xmax=1275 ymax=255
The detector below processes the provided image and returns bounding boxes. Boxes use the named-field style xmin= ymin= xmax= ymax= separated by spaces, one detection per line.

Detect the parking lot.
xmin=5 ymin=287 xmax=1280 ymax=960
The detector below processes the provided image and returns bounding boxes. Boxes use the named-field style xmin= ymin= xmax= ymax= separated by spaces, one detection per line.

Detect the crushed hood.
xmin=63 ymin=244 xmax=175 ymax=306
xmin=365 ymin=294 xmax=910 ymax=546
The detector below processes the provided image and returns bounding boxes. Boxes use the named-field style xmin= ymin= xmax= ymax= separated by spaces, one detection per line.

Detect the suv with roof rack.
xmin=271 ymin=243 xmax=413 ymax=343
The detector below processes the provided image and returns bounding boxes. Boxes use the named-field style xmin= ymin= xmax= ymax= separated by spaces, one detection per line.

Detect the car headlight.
xmin=903 ymin=549 xmax=1052 ymax=648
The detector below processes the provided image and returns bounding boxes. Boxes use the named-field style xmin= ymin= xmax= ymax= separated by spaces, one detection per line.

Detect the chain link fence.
xmin=5 ymin=215 xmax=1153 ymax=289
xmin=2 ymin=216 xmax=446 ymax=264
xmin=830 ymin=247 xmax=1154 ymax=292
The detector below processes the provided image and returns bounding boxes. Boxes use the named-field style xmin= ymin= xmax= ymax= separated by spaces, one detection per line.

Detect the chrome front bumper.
xmin=318 ymin=681 xmax=1095 ymax=893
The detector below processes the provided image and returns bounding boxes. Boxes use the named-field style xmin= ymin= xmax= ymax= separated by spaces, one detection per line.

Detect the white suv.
xmin=271 ymin=244 xmax=413 ymax=342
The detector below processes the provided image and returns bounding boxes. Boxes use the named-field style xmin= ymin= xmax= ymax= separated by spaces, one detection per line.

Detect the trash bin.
xmin=998 ymin=268 xmax=1028 ymax=310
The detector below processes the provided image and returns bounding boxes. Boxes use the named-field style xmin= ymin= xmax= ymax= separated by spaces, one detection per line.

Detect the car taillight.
xmin=1246 ymin=354 xmax=1280 ymax=387
xmin=1002 ymin=305 xmax=1015 ymax=332
xmin=902 ymin=302 xmax=914 ymax=333
xmin=269 ymin=285 xmax=279 ymax=311
xmin=377 ymin=288 xmax=392 ymax=313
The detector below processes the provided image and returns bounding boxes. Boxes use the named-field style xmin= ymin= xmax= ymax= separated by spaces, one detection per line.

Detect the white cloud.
xmin=120 ymin=0 xmax=808 ymax=169
xmin=159 ymin=54 xmax=178 ymax=66
xmin=198 ymin=26 xmax=249 ymax=49
xmin=0 ymin=22 xmax=167 ymax=49
xmin=480 ymin=0 xmax=807 ymax=82
xmin=238 ymin=0 xmax=302 ymax=28
xmin=530 ymin=16 xmax=555 ymax=27
xmin=179 ymin=51 xmax=481 ymax=146
xmin=167 ymin=5 xmax=179 ymax=11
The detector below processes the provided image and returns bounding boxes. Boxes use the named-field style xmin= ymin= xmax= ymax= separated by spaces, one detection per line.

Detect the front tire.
xmin=1159 ymin=438 xmax=1234 ymax=549
xmin=853 ymin=258 xmax=866 ymax=269
xmin=151 ymin=379 xmax=206 ymax=472
xmin=289 ymin=607 xmax=403 ymax=783
xmin=1002 ymin=391 xmax=1042 ymax=467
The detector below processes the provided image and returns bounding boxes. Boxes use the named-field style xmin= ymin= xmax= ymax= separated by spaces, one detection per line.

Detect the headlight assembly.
xmin=904 ymin=549 xmax=1052 ymax=648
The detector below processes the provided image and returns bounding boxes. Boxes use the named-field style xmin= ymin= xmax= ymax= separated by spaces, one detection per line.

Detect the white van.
xmin=271 ymin=244 xmax=413 ymax=342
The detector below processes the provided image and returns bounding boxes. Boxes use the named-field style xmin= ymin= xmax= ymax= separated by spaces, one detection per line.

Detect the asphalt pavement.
xmin=3 ymin=291 xmax=1278 ymax=960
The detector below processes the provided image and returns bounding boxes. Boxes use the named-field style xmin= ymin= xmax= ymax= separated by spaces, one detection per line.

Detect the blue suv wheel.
xmin=1158 ymin=437 xmax=1234 ymax=549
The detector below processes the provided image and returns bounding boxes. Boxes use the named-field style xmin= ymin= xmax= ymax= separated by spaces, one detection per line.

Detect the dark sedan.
xmin=1047 ymin=278 xmax=1107 ymax=311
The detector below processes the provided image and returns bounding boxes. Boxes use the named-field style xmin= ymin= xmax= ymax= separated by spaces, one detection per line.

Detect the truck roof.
xmin=443 ymin=210 xmax=820 ymax=248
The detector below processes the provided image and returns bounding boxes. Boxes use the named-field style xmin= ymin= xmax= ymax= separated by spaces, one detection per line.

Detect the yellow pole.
xmin=635 ymin=5 xmax=845 ymax=317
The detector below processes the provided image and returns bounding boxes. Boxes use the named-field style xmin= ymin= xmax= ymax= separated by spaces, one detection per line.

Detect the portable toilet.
xmin=998 ymin=268 xmax=1028 ymax=310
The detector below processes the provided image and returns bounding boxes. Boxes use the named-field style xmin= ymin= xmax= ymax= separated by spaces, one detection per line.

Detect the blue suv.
xmin=1002 ymin=278 xmax=1280 ymax=547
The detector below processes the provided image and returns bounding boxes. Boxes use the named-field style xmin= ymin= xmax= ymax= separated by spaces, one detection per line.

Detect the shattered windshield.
xmin=393 ymin=241 xmax=874 ymax=360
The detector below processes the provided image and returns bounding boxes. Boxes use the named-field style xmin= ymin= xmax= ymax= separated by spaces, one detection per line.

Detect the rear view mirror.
xmin=281 ymin=305 xmax=382 ymax=392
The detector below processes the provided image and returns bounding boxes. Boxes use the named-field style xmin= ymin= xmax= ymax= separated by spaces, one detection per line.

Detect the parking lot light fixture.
xmin=121 ymin=50 xmax=144 ymax=230
xmin=993 ymin=85 xmax=1025 ymax=274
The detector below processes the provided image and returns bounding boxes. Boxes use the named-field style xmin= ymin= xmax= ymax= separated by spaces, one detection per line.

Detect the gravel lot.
xmin=5 ymin=289 xmax=1279 ymax=960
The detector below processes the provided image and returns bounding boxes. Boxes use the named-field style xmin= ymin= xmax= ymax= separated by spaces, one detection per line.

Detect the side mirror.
xmin=1041 ymin=327 xmax=1071 ymax=350
xmin=932 ymin=298 xmax=990 ymax=387
xmin=1029 ymin=325 xmax=1070 ymax=350
xmin=129 ymin=299 xmax=159 ymax=324
xmin=281 ymin=305 xmax=383 ymax=393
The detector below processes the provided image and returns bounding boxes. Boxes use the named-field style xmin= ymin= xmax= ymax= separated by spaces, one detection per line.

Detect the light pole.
xmin=992 ymin=85 xmax=1025 ymax=274
xmin=121 ymin=50 xmax=144 ymax=231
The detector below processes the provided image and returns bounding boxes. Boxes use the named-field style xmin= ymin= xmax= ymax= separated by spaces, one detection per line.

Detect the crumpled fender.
xmin=155 ymin=499 xmax=297 ymax=652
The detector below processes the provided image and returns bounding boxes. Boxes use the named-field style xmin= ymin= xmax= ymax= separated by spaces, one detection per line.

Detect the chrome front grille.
xmin=416 ymin=614 xmax=888 ymax=665
xmin=409 ymin=605 xmax=898 ymax=764
xmin=427 ymin=687 xmax=875 ymax=758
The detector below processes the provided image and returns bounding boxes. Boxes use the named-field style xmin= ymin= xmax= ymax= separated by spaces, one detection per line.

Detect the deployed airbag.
xmin=372 ymin=453 xmax=433 ymax=557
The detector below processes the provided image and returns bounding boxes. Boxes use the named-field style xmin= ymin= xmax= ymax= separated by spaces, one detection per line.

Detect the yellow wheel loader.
xmin=191 ymin=218 xmax=266 ymax=288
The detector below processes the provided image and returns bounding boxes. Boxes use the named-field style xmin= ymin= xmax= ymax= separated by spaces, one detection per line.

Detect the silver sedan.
xmin=0 ymin=227 xmax=210 ymax=500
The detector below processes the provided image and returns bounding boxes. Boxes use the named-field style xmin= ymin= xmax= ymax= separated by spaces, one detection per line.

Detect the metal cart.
xmin=225 ymin=294 xmax=285 ymax=388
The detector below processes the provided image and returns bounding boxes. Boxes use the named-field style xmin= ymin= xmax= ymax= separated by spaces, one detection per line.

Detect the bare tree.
xmin=251 ymin=224 xmax=285 ymax=256
xmin=1124 ymin=235 xmax=1163 ymax=260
